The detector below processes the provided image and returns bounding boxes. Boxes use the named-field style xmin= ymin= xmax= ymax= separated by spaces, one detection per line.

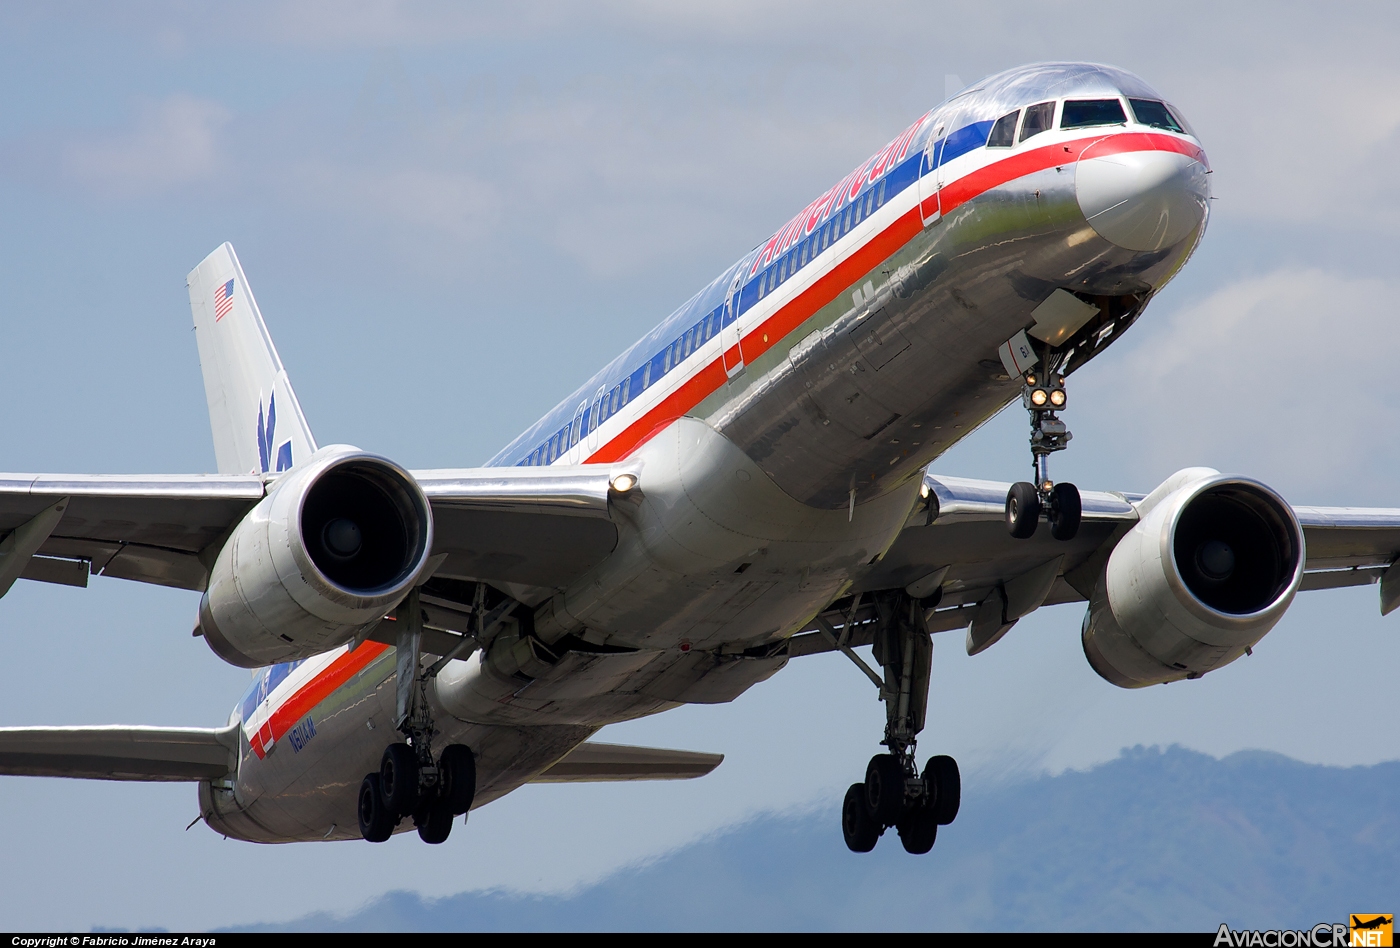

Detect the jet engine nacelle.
xmin=198 ymin=446 xmax=433 ymax=668
xmin=1081 ymin=470 xmax=1304 ymax=688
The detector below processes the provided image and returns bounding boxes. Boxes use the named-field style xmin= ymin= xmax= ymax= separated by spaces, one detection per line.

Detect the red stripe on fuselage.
xmin=245 ymin=133 xmax=1207 ymax=748
xmin=586 ymin=130 xmax=1205 ymax=466
xmin=249 ymin=641 xmax=388 ymax=758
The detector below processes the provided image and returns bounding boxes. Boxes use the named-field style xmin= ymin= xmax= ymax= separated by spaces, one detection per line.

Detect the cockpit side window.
xmin=1019 ymin=101 xmax=1055 ymax=142
xmin=1060 ymin=99 xmax=1127 ymax=129
xmin=987 ymin=110 xmax=1019 ymax=147
xmin=1165 ymin=104 xmax=1195 ymax=136
xmin=1128 ymin=98 xmax=1184 ymax=132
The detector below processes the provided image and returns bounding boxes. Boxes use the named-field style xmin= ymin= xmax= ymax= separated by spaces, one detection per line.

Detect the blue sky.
xmin=0 ymin=1 xmax=1397 ymax=930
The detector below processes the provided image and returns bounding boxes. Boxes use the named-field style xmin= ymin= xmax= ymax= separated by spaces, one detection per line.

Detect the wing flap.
xmin=530 ymin=741 xmax=723 ymax=782
xmin=0 ymin=724 xmax=239 ymax=781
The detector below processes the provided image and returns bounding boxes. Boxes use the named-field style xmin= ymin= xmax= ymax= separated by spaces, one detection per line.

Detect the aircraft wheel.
xmin=380 ymin=743 xmax=419 ymax=818
xmin=925 ymin=754 xmax=961 ymax=825
xmin=439 ymin=744 xmax=476 ymax=816
xmin=865 ymin=753 xmax=907 ymax=826
xmin=1048 ymin=482 xmax=1082 ymax=541
xmin=841 ymin=783 xmax=880 ymax=853
xmin=896 ymin=806 xmax=938 ymax=855
xmin=1006 ymin=482 xmax=1041 ymax=539
xmin=358 ymin=773 xmax=395 ymax=843
xmin=416 ymin=802 xmax=454 ymax=845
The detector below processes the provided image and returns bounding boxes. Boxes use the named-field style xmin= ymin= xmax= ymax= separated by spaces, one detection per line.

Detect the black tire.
xmin=1048 ymin=482 xmax=1082 ymax=541
xmin=416 ymin=802 xmax=454 ymax=845
xmin=439 ymin=744 xmax=476 ymax=816
xmin=925 ymin=754 xmax=961 ymax=825
xmin=896 ymin=807 xmax=938 ymax=855
xmin=357 ymin=773 xmax=395 ymax=843
xmin=841 ymin=783 xmax=880 ymax=853
xmin=380 ymin=743 xmax=419 ymax=818
xmin=1006 ymin=482 xmax=1041 ymax=539
xmin=865 ymin=754 xmax=907 ymax=826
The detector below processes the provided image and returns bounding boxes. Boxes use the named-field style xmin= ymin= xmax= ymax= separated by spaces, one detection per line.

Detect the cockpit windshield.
xmin=1128 ymin=98 xmax=1185 ymax=133
xmin=1060 ymin=99 xmax=1126 ymax=129
xmin=1019 ymin=101 xmax=1055 ymax=142
xmin=987 ymin=110 xmax=1019 ymax=147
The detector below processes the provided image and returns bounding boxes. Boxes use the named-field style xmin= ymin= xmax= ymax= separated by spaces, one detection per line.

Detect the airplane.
xmin=2 ymin=61 xmax=1399 ymax=856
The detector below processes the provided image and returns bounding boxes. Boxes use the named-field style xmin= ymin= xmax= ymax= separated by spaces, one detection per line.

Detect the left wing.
xmin=0 ymin=465 xmax=624 ymax=608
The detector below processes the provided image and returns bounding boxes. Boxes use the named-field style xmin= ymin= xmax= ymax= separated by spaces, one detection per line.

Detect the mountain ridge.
xmin=230 ymin=745 xmax=1400 ymax=932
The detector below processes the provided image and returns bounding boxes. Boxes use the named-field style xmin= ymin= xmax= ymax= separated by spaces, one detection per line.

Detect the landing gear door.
xmin=918 ymin=125 xmax=945 ymax=227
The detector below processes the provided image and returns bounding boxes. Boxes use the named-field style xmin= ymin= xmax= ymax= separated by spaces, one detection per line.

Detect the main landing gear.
xmin=1005 ymin=360 xmax=1081 ymax=542
xmin=358 ymin=586 xmax=479 ymax=844
xmin=358 ymin=740 xmax=476 ymax=844
xmin=824 ymin=593 xmax=961 ymax=855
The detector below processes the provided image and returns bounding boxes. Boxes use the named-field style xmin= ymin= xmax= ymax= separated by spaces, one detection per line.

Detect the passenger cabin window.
xmin=987 ymin=110 xmax=1019 ymax=147
xmin=1019 ymin=101 xmax=1055 ymax=142
xmin=1060 ymin=99 xmax=1127 ymax=129
xmin=1128 ymin=98 xmax=1184 ymax=132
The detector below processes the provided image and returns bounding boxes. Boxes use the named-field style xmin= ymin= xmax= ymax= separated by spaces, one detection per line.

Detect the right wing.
xmin=790 ymin=472 xmax=1400 ymax=657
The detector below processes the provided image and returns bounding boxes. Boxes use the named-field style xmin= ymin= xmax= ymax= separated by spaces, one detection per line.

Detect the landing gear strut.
xmin=1006 ymin=357 xmax=1081 ymax=541
xmin=827 ymin=593 xmax=961 ymax=855
xmin=357 ymin=586 xmax=478 ymax=844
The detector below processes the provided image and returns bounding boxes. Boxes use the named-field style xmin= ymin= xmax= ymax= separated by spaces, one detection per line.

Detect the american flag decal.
xmin=214 ymin=279 xmax=234 ymax=321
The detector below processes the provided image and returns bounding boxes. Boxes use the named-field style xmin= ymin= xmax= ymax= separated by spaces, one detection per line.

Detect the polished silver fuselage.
xmin=205 ymin=62 xmax=1210 ymax=842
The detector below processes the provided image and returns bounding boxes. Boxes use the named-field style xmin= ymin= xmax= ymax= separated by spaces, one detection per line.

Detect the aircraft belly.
xmin=711 ymin=168 xmax=1196 ymax=510
xmin=539 ymin=418 xmax=919 ymax=651
xmin=207 ymin=656 xmax=611 ymax=841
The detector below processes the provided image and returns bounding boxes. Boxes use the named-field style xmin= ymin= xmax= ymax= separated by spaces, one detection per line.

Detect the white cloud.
xmin=1075 ymin=267 xmax=1400 ymax=502
xmin=62 ymin=94 xmax=229 ymax=196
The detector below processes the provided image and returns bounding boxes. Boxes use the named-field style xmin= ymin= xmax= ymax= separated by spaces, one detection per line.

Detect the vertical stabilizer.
xmin=188 ymin=243 xmax=318 ymax=475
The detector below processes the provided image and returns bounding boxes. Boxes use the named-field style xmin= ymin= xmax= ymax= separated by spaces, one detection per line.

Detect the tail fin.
xmin=188 ymin=243 xmax=318 ymax=475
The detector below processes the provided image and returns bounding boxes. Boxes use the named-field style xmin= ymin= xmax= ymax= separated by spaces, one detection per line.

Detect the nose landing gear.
xmin=825 ymin=593 xmax=961 ymax=855
xmin=1006 ymin=360 xmax=1081 ymax=541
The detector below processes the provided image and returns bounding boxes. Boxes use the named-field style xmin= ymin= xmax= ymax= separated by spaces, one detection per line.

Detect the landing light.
xmin=1049 ymin=389 xmax=1066 ymax=407
xmin=1025 ymin=373 xmax=1037 ymax=386
xmin=611 ymin=473 xmax=639 ymax=493
xmin=1030 ymin=388 xmax=1049 ymax=407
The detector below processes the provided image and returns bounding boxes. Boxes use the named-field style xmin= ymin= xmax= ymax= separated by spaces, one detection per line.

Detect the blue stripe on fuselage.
xmin=488 ymin=117 xmax=994 ymax=470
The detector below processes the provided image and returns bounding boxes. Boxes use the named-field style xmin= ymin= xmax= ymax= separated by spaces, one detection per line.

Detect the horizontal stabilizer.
xmin=531 ymin=741 xmax=723 ymax=783
xmin=0 ymin=724 xmax=238 ymax=782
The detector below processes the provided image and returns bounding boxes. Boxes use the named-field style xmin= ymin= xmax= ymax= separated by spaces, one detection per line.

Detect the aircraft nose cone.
xmin=1076 ymin=144 xmax=1210 ymax=251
